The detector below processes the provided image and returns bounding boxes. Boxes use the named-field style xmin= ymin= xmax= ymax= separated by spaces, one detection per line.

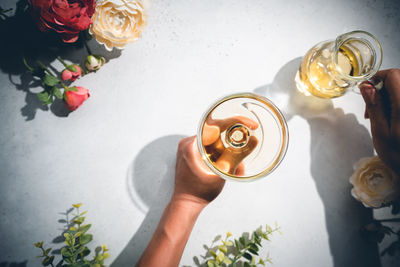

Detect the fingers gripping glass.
xmin=197 ymin=93 xmax=289 ymax=181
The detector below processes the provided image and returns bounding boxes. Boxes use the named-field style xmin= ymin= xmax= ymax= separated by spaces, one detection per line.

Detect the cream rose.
xmin=350 ymin=156 xmax=400 ymax=208
xmin=89 ymin=0 xmax=146 ymax=51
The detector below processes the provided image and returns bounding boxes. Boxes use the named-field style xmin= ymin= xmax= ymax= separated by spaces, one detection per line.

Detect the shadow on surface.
xmin=254 ymin=58 xmax=381 ymax=267
xmin=0 ymin=0 xmax=121 ymax=120
xmin=111 ymin=135 xmax=185 ymax=267
xmin=0 ymin=262 xmax=27 ymax=267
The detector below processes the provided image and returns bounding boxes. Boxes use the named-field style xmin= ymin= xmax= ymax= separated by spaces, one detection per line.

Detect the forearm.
xmin=137 ymin=196 xmax=205 ymax=267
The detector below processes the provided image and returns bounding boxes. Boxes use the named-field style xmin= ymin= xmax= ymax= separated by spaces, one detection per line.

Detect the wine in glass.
xmin=197 ymin=93 xmax=289 ymax=181
xmin=296 ymin=30 xmax=382 ymax=98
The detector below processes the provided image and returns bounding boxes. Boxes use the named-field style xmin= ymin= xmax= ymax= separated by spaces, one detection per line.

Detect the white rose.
xmin=89 ymin=0 xmax=147 ymax=51
xmin=350 ymin=156 xmax=400 ymax=208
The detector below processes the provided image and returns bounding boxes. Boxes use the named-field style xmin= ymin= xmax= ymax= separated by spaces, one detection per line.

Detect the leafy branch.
xmin=199 ymin=223 xmax=281 ymax=267
xmin=34 ymin=203 xmax=110 ymax=267
xmin=23 ymin=57 xmax=78 ymax=106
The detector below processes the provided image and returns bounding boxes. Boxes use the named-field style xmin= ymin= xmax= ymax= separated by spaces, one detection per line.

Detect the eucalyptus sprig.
xmin=34 ymin=203 xmax=110 ymax=267
xmin=34 ymin=241 xmax=55 ymax=267
xmin=361 ymin=218 xmax=400 ymax=257
xmin=200 ymin=223 xmax=281 ymax=267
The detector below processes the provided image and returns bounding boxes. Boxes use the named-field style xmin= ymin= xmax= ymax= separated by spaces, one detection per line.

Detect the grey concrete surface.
xmin=1 ymin=0 xmax=400 ymax=266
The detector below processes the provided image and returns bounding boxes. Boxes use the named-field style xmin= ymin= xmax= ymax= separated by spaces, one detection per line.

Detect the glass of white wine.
xmin=197 ymin=93 xmax=289 ymax=181
xmin=295 ymin=30 xmax=382 ymax=98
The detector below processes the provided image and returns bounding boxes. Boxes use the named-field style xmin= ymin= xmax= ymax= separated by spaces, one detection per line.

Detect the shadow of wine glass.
xmin=253 ymin=58 xmax=381 ymax=267
xmin=111 ymin=135 xmax=185 ymax=267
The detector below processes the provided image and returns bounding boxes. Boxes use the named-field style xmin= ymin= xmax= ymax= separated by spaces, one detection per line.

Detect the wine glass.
xmin=197 ymin=93 xmax=289 ymax=181
xmin=295 ymin=30 xmax=383 ymax=98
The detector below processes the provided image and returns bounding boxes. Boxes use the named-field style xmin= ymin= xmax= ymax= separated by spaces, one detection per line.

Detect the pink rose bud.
xmin=61 ymin=65 xmax=82 ymax=81
xmin=64 ymin=86 xmax=90 ymax=111
xmin=61 ymin=69 xmax=73 ymax=81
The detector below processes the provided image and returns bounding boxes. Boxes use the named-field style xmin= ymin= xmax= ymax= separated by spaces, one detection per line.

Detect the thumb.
xmin=359 ymin=83 xmax=389 ymax=139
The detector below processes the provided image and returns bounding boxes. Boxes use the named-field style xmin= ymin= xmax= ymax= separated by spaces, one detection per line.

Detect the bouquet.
xmin=15 ymin=0 xmax=147 ymax=113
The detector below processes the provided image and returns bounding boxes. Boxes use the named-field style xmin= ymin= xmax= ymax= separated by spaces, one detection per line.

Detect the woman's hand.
xmin=173 ymin=117 xmax=259 ymax=206
xmin=137 ymin=117 xmax=259 ymax=267
xmin=359 ymin=69 xmax=400 ymax=175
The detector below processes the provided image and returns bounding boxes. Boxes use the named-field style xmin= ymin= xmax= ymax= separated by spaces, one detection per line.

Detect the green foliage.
xmin=198 ymin=223 xmax=281 ymax=267
xmin=361 ymin=218 xmax=400 ymax=257
xmin=34 ymin=203 xmax=110 ymax=267
xmin=22 ymin=57 xmax=81 ymax=106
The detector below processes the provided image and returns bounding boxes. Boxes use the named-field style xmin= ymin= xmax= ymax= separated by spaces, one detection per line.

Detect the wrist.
xmin=170 ymin=194 xmax=207 ymax=214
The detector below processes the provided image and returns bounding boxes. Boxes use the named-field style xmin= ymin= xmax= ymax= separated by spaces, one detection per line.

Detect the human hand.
xmin=173 ymin=117 xmax=258 ymax=207
xmin=359 ymin=69 xmax=400 ymax=175
xmin=202 ymin=116 xmax=259 ymax=174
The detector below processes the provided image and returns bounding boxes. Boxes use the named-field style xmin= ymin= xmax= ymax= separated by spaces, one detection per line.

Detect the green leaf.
xmin=37 ymin=91 xmax=50 ymax=103
xmin=234 ymin=239 xmax=240 ymax=250
xmin=244 ymin=262 xmax=251 ymax=267
xmin=74 ymin=232 xmax=82 ymax=238
xmin=43 ymin=74 xmax=60 ymax=87
xmin=80 ymin=224 xmax=91 ymax=234
xmin=250 ymin=243 xmax=259 ymax=251
xmin=243 ymin=252 xmax=252 ymax=261
xmin=67 ymin=65 xmax=78 ymax=73
xmin=218 ymin=245 xmax=227 ymax=254
xmin=73 ymin=217 xmax=85 ymax=225
xmin=223 ymin=256 xmax=232 ymax=265
xmin=68 ymin=86 xmax=78 ymax=92
xmin=209 ymin=250 xmax=217 ymax=258
xmin=248 ymin=248 xmax=258 ymax=255
xmin=207 ymin=260 xmax=215 ymax=267
xmin=82 ymin=247 xmax=91 ymax=257
xmin=80 ymin=234 xmax=92 ymax=245
xmin=61 ymin=247 xmax=73 ymax=257
xmin=216 ymin=252 xmax=224 ymax=263
xmin=34 ymin=241 xmax=44 ymax=248
xmin=239 ymin=237 xmax=246 ymax=246
xmin=44 ymin=248 xmax=51 ymax=256
xmin=53 ymin=86 xmax=63 ymax=99
xmin=76 ymin=246 xmax=86 ymax=254
xmin=253 ymin=231 xmax=259 ymax=239
xmin=42 ymin=256 xmax=54 ymax=266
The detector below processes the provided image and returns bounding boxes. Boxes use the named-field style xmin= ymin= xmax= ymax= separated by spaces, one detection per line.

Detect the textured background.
xmin=0 ymin=0 xmax=400 ymax=266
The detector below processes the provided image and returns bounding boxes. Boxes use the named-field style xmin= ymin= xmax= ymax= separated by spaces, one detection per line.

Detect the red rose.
xmin=65 ymin=86 xmax=90 ymax=111
xmin=30 ymin=0 xmax=95 ymax=43
xmin=61 ymin=65 xmax=82 ymax=81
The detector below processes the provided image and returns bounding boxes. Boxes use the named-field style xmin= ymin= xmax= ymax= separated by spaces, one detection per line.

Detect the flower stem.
xmin=22 ymin=57 xmax=34 ymax=72
xmin=36 ymin=61 xmax=53 ymax=75
xmin=57 ymin=57 xmax=69 ymax=68
xmin=61 ymin=82 xmax=69 ymax=91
